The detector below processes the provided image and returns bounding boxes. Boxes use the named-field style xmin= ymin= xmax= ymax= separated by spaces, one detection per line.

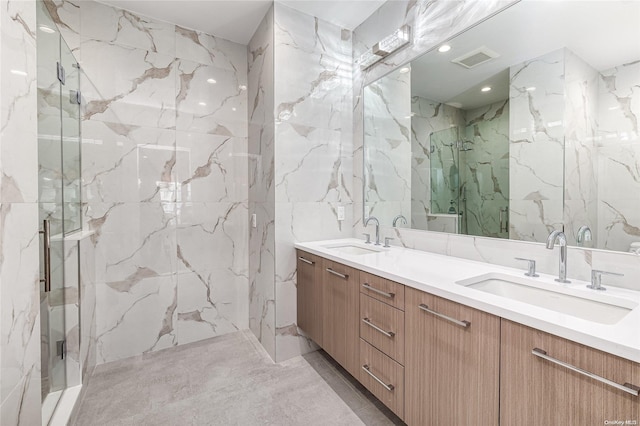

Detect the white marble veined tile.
xmin=95 ymin=276 xmax=177 ymax=363
xmin=176 ymin=270 xmax=248 ymax=345
xmin=176 ymin=202 xmax=248 ymax=277
xmin=1 ymin=2 xmax=38 ymax=203
xmin=42 ymin=0 xmax=81 ymax=54
xmin=175 ymin=59 xmax=247 ymax=137
xmin=80 ymin=40 xmax=176 ymax=128
xmin=0 ymin=203 xmax=40 ymax=403
xmin=80 ymin=0 xmax=175 ymax=56
xmin=175 ymin=132 xmax=247 ymax=203
xmin=86 ymin=202 xmax=177 ymax=284
xmin=82 ymin=121 xmax=177 ymax=203
xmin=275 ymin=123 xmax=348 ymax=203
xmin=175 ymin=26 xmax=247 ymax=72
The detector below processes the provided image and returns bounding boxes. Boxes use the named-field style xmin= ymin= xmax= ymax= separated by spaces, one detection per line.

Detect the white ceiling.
xmin=410 ymin=0 xmax=640 ymax=110
xmin=99 ymin=0 xmax=385 ymax=45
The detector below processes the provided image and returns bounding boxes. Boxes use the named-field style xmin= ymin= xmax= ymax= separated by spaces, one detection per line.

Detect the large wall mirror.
xmin=363 ymin=0 xmax=640 ymax=254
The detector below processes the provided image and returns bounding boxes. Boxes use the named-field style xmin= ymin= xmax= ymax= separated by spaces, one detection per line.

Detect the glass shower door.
xmin=37 ymin=0 xmax=82 ymax=420
xmin=429 ymin=127 xmax=460 ymax=214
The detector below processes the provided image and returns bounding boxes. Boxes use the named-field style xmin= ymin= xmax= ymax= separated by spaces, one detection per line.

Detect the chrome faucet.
xmin=365 ymin=216 xmax=381 ymax=246
xmin=392 ymin=214 xmax=407 ymax=227
xmin=576 ymin=225 xmax=592 ymax=246
xmin=546 ymin=230 xmax=570 ymax=283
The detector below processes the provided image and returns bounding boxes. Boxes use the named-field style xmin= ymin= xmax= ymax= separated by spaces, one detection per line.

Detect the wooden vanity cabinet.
xmin=322 ymin=259 xmax=360 ymax=378
xmin=296 ymin=250 xmax=323 ymax=346
xmin=500 ymin=320 xmax=640 ymax=426
xmin=405 ymin=287 xmax=501 ymax=426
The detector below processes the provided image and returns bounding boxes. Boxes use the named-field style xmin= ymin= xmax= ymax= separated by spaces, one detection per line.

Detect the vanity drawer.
xmin=359 ymin=271 xmax=405 ymax=310
xmin=360 ymin=293 xmax=404 ymax=364
xmin=359 ymin=339 xmax=405 ymax=420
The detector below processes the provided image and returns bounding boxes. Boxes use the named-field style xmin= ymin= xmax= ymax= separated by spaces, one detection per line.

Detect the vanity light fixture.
xmin=207 ymin=78 xmax=217 ymax=84
xmin=481 ymin=86 xmax=492 ymax=92
xmin=438 ymin=44 xmax=451 ymax=53
xmin=358 ymin=25 xmax=412 ymax=70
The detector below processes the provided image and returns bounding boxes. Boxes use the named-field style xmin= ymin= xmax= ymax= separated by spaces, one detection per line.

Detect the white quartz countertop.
xmin=295 ymin=238 xmax=640 ymax=363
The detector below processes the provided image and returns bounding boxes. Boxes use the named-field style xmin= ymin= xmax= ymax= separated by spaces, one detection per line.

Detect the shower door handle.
xmin=39 ymin=219 xmax=51 ymax=292
xmin=499 ymin=208 xmax=508 ymax=233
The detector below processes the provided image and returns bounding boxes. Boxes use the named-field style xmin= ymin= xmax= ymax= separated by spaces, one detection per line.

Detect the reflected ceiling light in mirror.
xmin=399 ymin=67 xmax=410 ymax=74
xmin=10 ymin=69 xmax=27 ymax=76
xmin=358 ymin=25 xmax=412 ymax=69
xmin=481 ymin=86 xmax=492 ymax=92
xmin=207 ymin=78 xmax=217 ymax=84
xmin=438 ymin=44 xmax=451 ymax=53
xmin=39 ymin=25 xmax=55 ymax=34
xmin=239 ymin=85 xmax=247 ymax=91
xmin=198 ymin=101 xmax=207 ymax=106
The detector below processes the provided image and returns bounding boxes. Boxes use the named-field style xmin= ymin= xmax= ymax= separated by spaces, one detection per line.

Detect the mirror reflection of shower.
xmin=428 ymin=111 xmax=509 ymax=240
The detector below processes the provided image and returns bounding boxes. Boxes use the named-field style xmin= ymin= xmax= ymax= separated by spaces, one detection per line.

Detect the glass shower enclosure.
xmin=37 ymin=0 xmax=82 ymax=421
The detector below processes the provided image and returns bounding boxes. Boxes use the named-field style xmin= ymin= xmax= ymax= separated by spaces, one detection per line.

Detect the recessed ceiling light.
xmin=198 ymin=101 xmax=207 ymax=106
xmin=481 ymin=86 xmax=492 ymax=92
xmin=399 ymin=67 xmax=410 ymax=74
xmin=438 ymin=44 xmax=451 ymax=53
xmin=207 ymin=78 xmax=216 ymax=84
xmin=232 ymin=107 xmax=237 ymax=112
xmin=526 ymin=86 xmax=536 ymax=92
xmin=39 ymin=25 xmax=55 ymax=34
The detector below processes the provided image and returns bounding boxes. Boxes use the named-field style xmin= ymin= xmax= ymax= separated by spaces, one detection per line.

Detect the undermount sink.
xmin=323 ymin=243 xmax=384 ymax=256
xmin=456 ymin=273 xmax=638 ymax=325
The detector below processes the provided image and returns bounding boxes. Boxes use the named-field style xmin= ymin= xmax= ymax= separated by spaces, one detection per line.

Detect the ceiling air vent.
xmin=451 ymin=46 xmax=499 ymax=69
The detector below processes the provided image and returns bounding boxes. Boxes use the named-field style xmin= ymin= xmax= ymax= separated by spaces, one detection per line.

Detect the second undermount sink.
xmin=456 ymin=273 xmax=638 ymax=325
xmin=323 ymin=243 xmax=384 ymax=256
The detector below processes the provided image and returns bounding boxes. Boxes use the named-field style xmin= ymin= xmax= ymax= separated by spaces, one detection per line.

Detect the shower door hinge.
xmin=56 ymin=62 xmax=65 ymax=85
xmin=56 ymin=340 xmax=66 ymax=359
xmin=70 ymin=90 xmax=81 ymax=105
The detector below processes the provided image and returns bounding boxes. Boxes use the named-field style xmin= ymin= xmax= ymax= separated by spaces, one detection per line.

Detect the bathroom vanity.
xmin=295 ymin=239 xmax=640 ymax=426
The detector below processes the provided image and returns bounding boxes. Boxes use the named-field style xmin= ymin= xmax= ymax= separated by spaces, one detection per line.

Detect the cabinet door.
xmin=322 ymin=260 xmax=359 ymax=377
xmin=405 ymin=287 xmax=500 ymax=426
xmin=501 ymin=320 xmax=640 ymax=426
xmin=296 ymin=250 xmax=322 ymax=346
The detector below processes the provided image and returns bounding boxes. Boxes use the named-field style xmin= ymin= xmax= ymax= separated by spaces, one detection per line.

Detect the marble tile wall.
xmin=273 ymin=3 xmax=353 ymax=362
xmin=354 ymin=1 xmax=640 ymax=295
xmin=363 ymin=66 xmax=411 ymax=228
xmin=563 ymin=50 xmax=599 ymax=247
xmin=0 ymin=0 xmax=42 ymax=423
xmin=248 ymin=6 xmax=276 ymax=361
xmin=596 ymin=60 xmax=640 ymax=252
xmin=462 ymin=100 xmax=510 ymax=238
xmin=46 ymin=0 xmax=250 ymax=364
xmin=508 ymin=48 xmax=565 ymax=242
xmin=410 ymin=96 xmax=463 ymax=230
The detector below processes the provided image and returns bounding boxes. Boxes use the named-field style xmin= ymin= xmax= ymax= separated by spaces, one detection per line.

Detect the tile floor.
xmin=71 ymin=331 xmax=404 ymax=425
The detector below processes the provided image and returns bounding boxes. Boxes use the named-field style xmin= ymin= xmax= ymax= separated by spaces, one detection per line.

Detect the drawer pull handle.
xmin=362 ymin=283 xmax=395 ymax=299
xmin=362 ymin=364 xmax=395 ymax=391
xmin=326 ymin=268 xmax=348 ymax=279
xmin=362 ymin=318 xmax=395 ymax=338
xmin=298 ymin=256 xmax=314 ymax=265
xmin=532 ymin=348 xmax=639 ymax=397
xmin=418 ymin=304 xmax=470 ymax=328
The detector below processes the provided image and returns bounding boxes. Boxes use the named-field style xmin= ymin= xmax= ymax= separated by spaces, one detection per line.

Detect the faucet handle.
xmin=362 ymin=233 xmax=371 ymax=244
xmin=588 ymin=269 xmax=624 ymax=291
xmin=383 ymin=237 xmax=394 ymax=248
xmin=515 ymin=257 xmax=539 ymax=277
